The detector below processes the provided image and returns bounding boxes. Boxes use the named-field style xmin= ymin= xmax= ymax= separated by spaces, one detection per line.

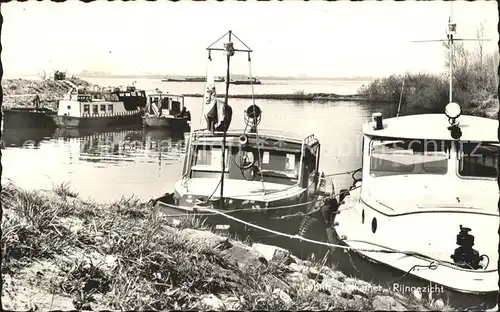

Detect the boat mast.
xmin=220 ymin=31 xmax=232 ymax=208
xmin=447 ymin=5 xmax=456 ymax=103
xmin=206 ymin=30 xmax=253 ymax=208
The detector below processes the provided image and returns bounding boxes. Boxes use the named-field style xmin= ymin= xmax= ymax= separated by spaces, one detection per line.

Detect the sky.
xmin=1 ymin=1 xmax=498 ymax=78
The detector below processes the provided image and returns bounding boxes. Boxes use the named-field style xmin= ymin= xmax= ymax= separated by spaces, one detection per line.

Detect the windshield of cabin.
xmin=369 ymin=138 xmax=450 ymax=177
xmin=457 ymin=142 xmax=499 ymax=179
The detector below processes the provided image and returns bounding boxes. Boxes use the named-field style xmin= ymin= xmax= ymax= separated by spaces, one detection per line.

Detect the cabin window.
xmin=100 ymin=105 xmax=106 ymax=113
xmin=262 ymin=151 xmax=270 ymax=164
xmin=257 ymin=150 xmax=300 ymax=179
xmin=369 ymin=138 xmax=450 ymax=177
xmin=92 ymin=105 xmax=98 ymax=115
xmin=192 ymin=146 xmax=229 ymax=171
xmin=161 ymin=98 xmax=169 ymax=110
xmin=286 ymin=154 xmax=296 ymax=171
xmin=171 ymin=100 xmax=181 ymax=114
xmin=108 ymin=104 xmax=114 ymax=114
xmin=457 ymin=142 xmax=499 ymax=179
xmin=83 ymin=104 xmax=90 ymax=115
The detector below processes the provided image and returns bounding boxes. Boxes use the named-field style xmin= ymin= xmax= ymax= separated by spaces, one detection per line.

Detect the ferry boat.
xmin=52 ymin=90 xmax=143 ymax=128
xmin=152 ymin=31 xmax=334 ymax=239
xmin=327 ymin=17 xmax=499 ymax=294
xmin=142 ymin=92 xmax=191 ymax=131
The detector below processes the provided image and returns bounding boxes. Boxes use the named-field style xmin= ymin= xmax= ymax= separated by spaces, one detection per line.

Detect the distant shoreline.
xmin=182 ymin=92 xmax=389 ymax=103
xmin=75 ymin=74 xmax=376 ymax=82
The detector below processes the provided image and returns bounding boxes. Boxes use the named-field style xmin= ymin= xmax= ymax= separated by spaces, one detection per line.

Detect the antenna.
xmin=206 ymin=31 xmax=253 ymax=208
xmin=410 ymin=16 xmax=490 ymax=104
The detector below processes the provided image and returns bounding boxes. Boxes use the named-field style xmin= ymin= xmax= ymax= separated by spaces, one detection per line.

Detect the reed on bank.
xmin=1 ymin=182 xmax=448 ymax=311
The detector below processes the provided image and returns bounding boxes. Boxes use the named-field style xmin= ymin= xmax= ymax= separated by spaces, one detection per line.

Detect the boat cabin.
xmin=57 ymin=93 xmax=140 ymax=118
xmin=358 ymin=111 xmax=499 ymax=214
xmin=146 ymin=93 xmax=186 ymax=117
xmin=182 ymin=129 xmax=321 ymax=189
xmin=112 ymin=88 xmax=147 ymax=110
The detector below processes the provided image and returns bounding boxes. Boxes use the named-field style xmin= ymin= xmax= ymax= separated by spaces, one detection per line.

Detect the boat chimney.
xmin=372 ymin=112 xmax=383 ymax=130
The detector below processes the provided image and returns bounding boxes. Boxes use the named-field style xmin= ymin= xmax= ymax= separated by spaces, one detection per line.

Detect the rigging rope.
xmin=246 ymin=52 xmax=266 ymax=192
xmin=194 ymin=205 xmax=487 ymax=272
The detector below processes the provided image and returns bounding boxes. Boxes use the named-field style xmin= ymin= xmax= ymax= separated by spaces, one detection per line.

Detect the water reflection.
xmin=49 ymin=127 xmax=188 ymax=167
xmin=1 ymin=128 xmax=55 ymax=149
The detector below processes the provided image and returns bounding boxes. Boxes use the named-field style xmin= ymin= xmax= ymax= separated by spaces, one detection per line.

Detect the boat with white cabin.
xmin=152 ymin=31 xmax=335 ymax=239
xmin=327 ymin=16 xmax=499 ymax=294
xmin=142 ymin=92 xmax=191 ymax=131
xmin=53 ymin=88 xmax=143 ymax=128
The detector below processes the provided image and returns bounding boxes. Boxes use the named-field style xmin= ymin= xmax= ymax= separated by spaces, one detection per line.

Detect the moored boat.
xmin=52 ymin=90 xmax=143 ymax=129
xmin=2 ymin=106 xmax=57 ymax=129
xmin=152 ymin=31 xmax=335 ymax=241
xmin=325 ymin=15 xmax=499 ymax=295
xmin=111 ymin=86 xmax=147 ymax=111
xmin=142 ymin=92 xmax=191 ymax=131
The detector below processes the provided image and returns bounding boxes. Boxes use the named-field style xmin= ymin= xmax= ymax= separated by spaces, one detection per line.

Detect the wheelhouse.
xmin=359 ymin=113 xmax=499 ymax=214
xmin=362 ymin=114 xmax=499 ymax=180
xmin=146 ymin=93 xmax=185 ymax=117
xmin=181 ymin=129 xmax=321 ymax=188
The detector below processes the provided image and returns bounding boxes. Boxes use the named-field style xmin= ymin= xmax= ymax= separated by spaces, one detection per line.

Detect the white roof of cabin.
xmin=363 ymin=113 xmax=499 ymax=142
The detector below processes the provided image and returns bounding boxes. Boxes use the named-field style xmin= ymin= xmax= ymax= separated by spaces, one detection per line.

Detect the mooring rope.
xmin=194 ymin=205 xmax=487 ymax=271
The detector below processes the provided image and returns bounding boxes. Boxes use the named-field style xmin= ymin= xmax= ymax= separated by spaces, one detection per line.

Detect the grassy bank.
xmin=1 ymin=77 xmax=97 ymax=110
xmin=1 ymin=182 xmax=449 ymax=311
xmin=357 ymin=35 xmax=499 ymax=118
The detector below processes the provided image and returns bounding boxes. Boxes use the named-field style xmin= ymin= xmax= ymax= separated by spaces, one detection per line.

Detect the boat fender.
xmin=239 ymin=134 xmax=248 ymax=146
xmin=339 ymin=189 xmax=350 ymax=205
xmin=321 ymin=197 xmax=339 ymax=226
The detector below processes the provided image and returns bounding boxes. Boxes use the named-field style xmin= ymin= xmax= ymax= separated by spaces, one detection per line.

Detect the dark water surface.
xmin=1 ymin=97 xmax=495 ymax=309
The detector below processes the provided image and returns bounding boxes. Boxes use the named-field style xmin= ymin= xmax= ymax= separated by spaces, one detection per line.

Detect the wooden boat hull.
xmin=154 ymin=190 xmax=325 ymax=245
xmin=142 ymin=115 xmax=190 ymax=131
xmin=53 ymin=113 xmax=143 ymax=129
xmin=2 ymin=108 xmax=57 ymax=129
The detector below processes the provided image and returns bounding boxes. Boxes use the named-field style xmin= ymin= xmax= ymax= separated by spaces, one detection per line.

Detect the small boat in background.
xmin=111 ymin=86 xmax=148 ymax=111
xmin=2 ymin=106 xmax=57 ymax=129
xmin=2 ymin=94 xmax=57 ymax=129
xmin=229 ymin=77 xmax=262 ymax=85
xmin=52 ymin=90 xmax=143 ymax=128
xmin=161 ymin=76 xmax=225 ymax=83
xmin=142 ymin=92 xmax=191 ymax=131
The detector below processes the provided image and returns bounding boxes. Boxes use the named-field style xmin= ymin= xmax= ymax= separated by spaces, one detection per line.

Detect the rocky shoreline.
xmin=1 ymin=182 xmax=448 ymax=311
xmin=1 ymin=78 xmax=99 ymax=111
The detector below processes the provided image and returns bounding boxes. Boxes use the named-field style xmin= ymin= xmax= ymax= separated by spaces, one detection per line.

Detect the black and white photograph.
xmin=1 ymin=1 xmax=499 ymax=311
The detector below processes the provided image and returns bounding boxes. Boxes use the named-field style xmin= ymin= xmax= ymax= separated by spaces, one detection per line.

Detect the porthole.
xmin=361 ymin=209 xmax=365 ymax=224
xmin=67 ymin=105 xmax=71 ymax=110
xmin=371 ymin=217 xmax=377 ymax=233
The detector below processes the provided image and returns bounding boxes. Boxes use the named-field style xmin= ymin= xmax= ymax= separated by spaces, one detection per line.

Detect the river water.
xmin=1 ymin=78 xmax=496 ymax=309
